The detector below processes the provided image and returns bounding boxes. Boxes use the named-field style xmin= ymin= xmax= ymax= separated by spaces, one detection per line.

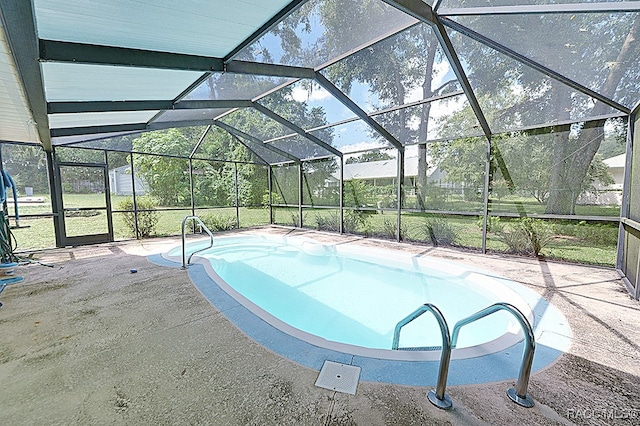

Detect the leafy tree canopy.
xmin=2 ymin=144 xmax=49 ymax=194
xmin=346 ymin=151 xmax=394 ymax=164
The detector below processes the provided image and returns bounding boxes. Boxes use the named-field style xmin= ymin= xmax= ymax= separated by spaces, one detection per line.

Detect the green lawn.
xmin=297 ymin=208 xmax=618 ymax=267
xmin=6 ymin=193 xmax=619 ymax=266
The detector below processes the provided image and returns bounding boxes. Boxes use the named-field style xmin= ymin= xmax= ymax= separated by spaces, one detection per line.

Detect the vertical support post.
xmin=130 ymin=152 xmax=139 ymax=239
xmin=298 ymin=162 xmax=303 ymax=228
xmin=396 ymin=149 xmax=404 ymax=242
xmin=616 ymin=112 xmax=640 ymax=300
xmin=268 ymin=165 xmax=273 ymax=224
xmin=339 ymin=156 xmax=344 ymax=234
xmin=234 ymin=162 xmax=240 ymax=229
xmin=618 ymin=113 xmax=634 ymax=271
xmin=482 ymin=136 xmax=492 ymax=253
xmin=103 ymin=151 xmax=114 ymax=242
xmin=48 ymin=149 xmax=65 ymax=247
xmin=636 ymin=244 xmax=640 ymax=300
xmin=189 ymin=158 xmax=195 ymax=219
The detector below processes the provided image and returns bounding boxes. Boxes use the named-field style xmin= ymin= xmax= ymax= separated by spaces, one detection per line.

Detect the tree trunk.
xmin=545 ymin=84 xmax=573 ymax=214
xmin=417 ymin=142 xmax=428 ymax=210
xmin=565 ymin=122 xmax=606 ymax=212
xmin=545 ymin=17 xmax=640 ymax=214
xmin=416 ymin=28 xmax=437 ymax=212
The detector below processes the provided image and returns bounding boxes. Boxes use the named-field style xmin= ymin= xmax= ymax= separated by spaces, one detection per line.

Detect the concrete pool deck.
xmin=1 ymin=226 xmax=639 ymax=425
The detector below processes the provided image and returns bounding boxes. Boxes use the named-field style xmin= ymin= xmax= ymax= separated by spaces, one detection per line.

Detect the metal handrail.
xmin=181 ymin=216 xmax=214 ymax=269
xmin=392 ymin=303 xmax=453 ymax=410
xmin=451 ymin=302 xmax=536 ymax=408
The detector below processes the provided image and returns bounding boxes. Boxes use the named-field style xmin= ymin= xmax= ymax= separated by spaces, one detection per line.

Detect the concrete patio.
xmin=1 ymin=227 xmax=639 ymax=425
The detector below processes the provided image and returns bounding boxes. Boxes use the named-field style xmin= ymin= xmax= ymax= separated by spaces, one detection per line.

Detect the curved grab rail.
xmin=181 ymin=216 xmax=215 ymax=269
xmin=392 ymin=303 xmax=453 ymax=410
xmin=451 ymin=302 xmax=536 ymax=408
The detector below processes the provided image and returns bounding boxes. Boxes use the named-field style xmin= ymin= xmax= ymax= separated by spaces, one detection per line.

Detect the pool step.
xmin=396 ymin=346 xmax=442 ymax=351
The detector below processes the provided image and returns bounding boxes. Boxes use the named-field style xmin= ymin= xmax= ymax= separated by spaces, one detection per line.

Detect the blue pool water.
xmin=171 ymin=236 xmax=532 ymax=355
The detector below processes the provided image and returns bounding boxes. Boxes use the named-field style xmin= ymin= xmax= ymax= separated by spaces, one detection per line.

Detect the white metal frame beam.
xmin=439 ymin=3 xmax=640 ymax=16
xmin=0 ymin=0 xmax=52 ymax=150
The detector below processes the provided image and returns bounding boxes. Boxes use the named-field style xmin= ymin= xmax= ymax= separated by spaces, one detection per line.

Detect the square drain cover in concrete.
xmin=315 ymin=361 xmax=361 ymax=395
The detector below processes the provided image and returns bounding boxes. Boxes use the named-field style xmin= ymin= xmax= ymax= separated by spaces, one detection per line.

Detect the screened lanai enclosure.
xmin=1 ymin=1 xmax=640 ymax=297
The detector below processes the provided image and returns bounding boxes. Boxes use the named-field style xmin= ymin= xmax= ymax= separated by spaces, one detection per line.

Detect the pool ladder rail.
xmin=181 ymin=216 xmax=215 ymax=269
xmin=392 ymin=303 xmax=453 ymax=409
xmin=392 ymin=302 xmax=536 ymax=410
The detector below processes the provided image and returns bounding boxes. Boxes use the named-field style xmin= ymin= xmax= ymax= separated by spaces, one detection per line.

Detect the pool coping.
xmin=149 ymin=237 xmax=571 ymax=387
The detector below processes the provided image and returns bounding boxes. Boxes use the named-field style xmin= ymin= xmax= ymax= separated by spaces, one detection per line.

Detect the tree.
xmin=132 ymin=129 xmax=192 ymax=206
xmin=211 ymin=84 xmax=337 ymax=207
xmin=233 ymin=0 xmax=458 ymax=210
xmin=430 ymin=123 xmax=616 ymax=208
xmin=194 ymin=126 xmax=267 ymax=207
xmin=2 ymin=144 xmax=49 ymax=194
xmin=132 ymin=122 xmax=272 ymax=209
xmin=318 ymin=3 xmax=455 ymax=211
xmin=446 ymin=12 xmax=639 ymax=214
xmin=598 ymin=118 xmax=627 ymax=160
xmin=545 ymin=17 xmax=639 ymax=214
xmin=430 ymin=137 xmax=486 ymax=202
xmin=324 ymin=26 xmax=428 ymax=202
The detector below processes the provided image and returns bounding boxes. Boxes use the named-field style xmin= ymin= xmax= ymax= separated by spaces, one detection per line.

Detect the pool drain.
xmin=315 ymin=360 xmax=361 ymax=395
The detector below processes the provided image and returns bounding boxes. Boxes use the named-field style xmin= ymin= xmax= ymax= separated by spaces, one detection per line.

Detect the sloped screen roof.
xmin=0 ymin=0 xmax=636 ymax=163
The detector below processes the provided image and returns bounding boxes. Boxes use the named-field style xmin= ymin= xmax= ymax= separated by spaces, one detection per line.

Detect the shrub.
xmin=477 ymin=215 xmax=500 ymax=232
xmin=491 ymin=217 xmax=552 ymax=256
xmin=118 ymin=196 xmax=158 ymax=238
xmin=381 ymin=217 xmax=407 ymax=240
xmin=424 ymin=216 xmax=458 ymax=246
xmin=344 ymin=179 xmax=371 ymax=208
xmin=315 ymin=211 xmax=340 ymax=232
xmin=262 ymin=191 xmax=283 ymax=207
xmin=344 ymin=208 xmax=371 ymax=235
xmin=200 ymin=213 xmax=237 ymax=231
xmin=314 ymin=209 xmax=371 ymax=234
xmin=290 ymin=212 xmax=301 ymax=227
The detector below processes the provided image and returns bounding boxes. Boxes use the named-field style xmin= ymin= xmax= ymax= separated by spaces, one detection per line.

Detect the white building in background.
xmin=578 ymin=154 xmax=625 ymax=206
xmin=603 ymin=154 xmax=626 ymax=186
xmin=332 ymin=154 xmax=626 ymax=206
xmin=330 ymin=156 xmax=446 ymax=194
xmin=108 ymin=165 xmax=148 ymax=196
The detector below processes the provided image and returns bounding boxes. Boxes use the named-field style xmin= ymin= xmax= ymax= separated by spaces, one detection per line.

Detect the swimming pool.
xmin=157 ymin=232 xmax=571 ymax=385
xmin=168 ymin=235 xmax=541 ymax=361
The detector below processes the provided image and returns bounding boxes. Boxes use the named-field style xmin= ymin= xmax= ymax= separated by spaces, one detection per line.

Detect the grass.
xmin=7 ymin=193 xmax=271 ymax=251
xmin=391 ymin=194 xmax=620 ymax=217
xmin=6 ymin=193 xmax=619 ymax=267
xmin=9 ymin=216 xmax=56 ymax=251
xmin=484 ymin=197 xmax=621 ymax=217
xmin=298 ymin=208 xmax=618 ymax=267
